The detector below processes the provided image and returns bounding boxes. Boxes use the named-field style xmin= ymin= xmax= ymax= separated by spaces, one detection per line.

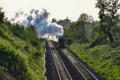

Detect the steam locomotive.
xmin=58 ymin=36 xmax=65 ymax=48
xmin=47 ymin=35 xmax=65 ymax=48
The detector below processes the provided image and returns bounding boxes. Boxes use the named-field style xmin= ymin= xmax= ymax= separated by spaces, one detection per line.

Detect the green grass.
xmin=0 ymin=23 xmax=45 ymax=80
xmin=69 ymin=43 xmax=120 ymax=80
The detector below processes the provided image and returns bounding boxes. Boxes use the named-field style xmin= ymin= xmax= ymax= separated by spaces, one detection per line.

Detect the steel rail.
xmin=48 ymin=41 xmax=72 ymax=80
xmin=64 ymin=48 xmax=98 ymax=80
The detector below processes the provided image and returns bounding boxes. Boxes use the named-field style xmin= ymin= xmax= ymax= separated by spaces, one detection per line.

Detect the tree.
xmin=57 ymin=17 xmax=72 ymax=27
xmin=88 ymin=16 xmax=94 ymax=23
xmin=64 ymin=13 xmax=95 ymax=43
xmin=96 ymin=0 xmax=120 ymax=42
xmin=0 ymin=7 xmax=5 ymax=23
xmin=52 ymin=18 xmax=57 ymax=23
xmin=78 ymin=13 xmax=89 ymax=22
xmin=77 ymin=13 xmax=91 ymax=40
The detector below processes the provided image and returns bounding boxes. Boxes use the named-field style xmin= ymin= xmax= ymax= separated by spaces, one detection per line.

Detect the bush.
xmin=89 ymin=32 xmax=108 ymax=47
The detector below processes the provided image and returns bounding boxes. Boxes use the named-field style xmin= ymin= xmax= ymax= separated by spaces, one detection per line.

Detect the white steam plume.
xmin=11 ymin=9 xmax=64 ymax=40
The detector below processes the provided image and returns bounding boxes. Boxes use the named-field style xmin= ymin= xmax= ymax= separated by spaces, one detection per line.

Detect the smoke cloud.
xmin=11 ymin=9 xmax=64 ymax=39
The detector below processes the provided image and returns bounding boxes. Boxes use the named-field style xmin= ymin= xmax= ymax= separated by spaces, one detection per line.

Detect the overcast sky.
xmin=0 ymin=0 xmax=99 ymax=21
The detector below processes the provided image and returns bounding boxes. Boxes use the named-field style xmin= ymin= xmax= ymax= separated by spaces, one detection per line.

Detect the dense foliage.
xmin=0 ymin=9 xmax=45 ymax=80
xmin=96 ymin=0 xmax=120 ymax=42
xmin=64 ymin=13 xmax=96 ymax=44
xmin=65 ymin=0 xmax=120 ymax=45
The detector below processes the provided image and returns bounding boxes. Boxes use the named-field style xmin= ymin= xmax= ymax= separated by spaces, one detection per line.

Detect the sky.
xmin=0 ymin=0 xmax=99 ymax=21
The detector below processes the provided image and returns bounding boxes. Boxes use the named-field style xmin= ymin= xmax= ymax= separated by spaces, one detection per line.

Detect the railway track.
xmin=47 ymin=40 xmax=72 ymax=80
xmin=45 ymin=40 xmax=104 ymax=80
xmin=61 ymin=48 xmax=98 ymax=80
xmin=44 ymin=40 xmax=59 ymax=80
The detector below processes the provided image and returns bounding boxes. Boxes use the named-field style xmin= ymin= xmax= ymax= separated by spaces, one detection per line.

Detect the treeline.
xmin=64 ymin=13 xmax=97 ymax=44
xmin=65 ymin=0 xmax=120 ymax=47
